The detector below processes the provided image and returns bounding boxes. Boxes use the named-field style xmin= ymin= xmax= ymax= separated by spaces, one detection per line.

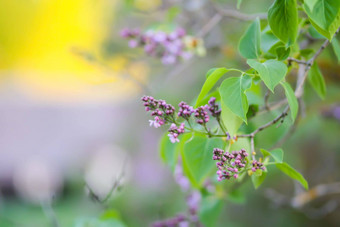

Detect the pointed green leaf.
xmin=276 ymin=162 xmax=309 ymax=189
xmin=332 ymin=38 xmax=340 ymax=62
xmin=238 ymin=18 xmax=261 ymax=59
xmin=221 ymin=102 xmax=243 ymax=137
xmin=281 ymin=81 xmax=298 ymax=121
xmin=159 ymin=132 xmax=180 ymax=172
xmin=304 ymin=0 xmax=340 ymax=40
xmin=198 ymin=196 xmax=223 ymax=227
xmin=219 ymin=75 xmax=252 ymax=123
xmin=260 ymin=148 xmax=283 ymax=163
xmin=268 ymin=0 xmax=299 ymax=46
xmin=181 ymin=134 xmax=225 ymax=187
xmin=247 ymin=59 xmax=287 ymax=92
xmin=195 ymin=68 xmax=229 ymax=107
xmin=251 ymin=171 xmax=267 ymax=189
xmin=308 ymin=63 xmax=326 ymax=99
xmin=237 ymin=0 xmax=243 ymax=9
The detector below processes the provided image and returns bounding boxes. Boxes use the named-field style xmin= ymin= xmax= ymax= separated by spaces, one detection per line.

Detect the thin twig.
xmin=213 ymin=5 xmax=267 ymax=21
xmin=287 ymin=57 xmax=309 ymax=65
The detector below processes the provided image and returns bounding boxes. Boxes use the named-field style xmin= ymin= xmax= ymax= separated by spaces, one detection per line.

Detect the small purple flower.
xmin=168 ymin=123 xmax=185 ymax=143
xmin=153 ymin=31 xmax=167 ymax=43
xmin=194 ymin=105 xmax=209 ymax=124
xmin=161 ymin=54 xmax=177 ymax=65
xmin=149 ymin=116 xmax=165 ymax=128
xmin=178 ymin=102 xmax=194 ymax=119
xmin=128 ymin=39 xmax=138 ymax=48
xmin=207 ymin=97 xmax=221 ymax=118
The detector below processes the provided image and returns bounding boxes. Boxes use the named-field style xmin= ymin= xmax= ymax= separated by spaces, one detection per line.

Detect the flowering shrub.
xmin=121 ymin=28 xmax=205 ymax=65
xmin=130 ymin=0 xmax=340 ymax=225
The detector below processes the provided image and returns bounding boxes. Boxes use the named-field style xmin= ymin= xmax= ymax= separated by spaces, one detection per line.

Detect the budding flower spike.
xmin=120 ymin=27 xmax=205 ymax=65
xmin=142 ymin=95 xmax=226 ymax=143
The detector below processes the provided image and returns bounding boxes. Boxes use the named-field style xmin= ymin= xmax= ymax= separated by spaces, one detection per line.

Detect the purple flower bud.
xmin=128 ymin=39 xmax=138 ymax=48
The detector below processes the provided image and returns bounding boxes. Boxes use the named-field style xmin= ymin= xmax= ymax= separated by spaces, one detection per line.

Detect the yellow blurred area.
xmin=0 ymin=0 xmax=148 ymax=103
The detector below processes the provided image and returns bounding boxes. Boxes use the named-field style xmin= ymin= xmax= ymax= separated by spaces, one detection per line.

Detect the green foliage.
xmin=275 ymin=162 xmax=309 ymax=189
xmin=251 ymin=171 xmax=267 ymax=189
xmin=281 ymin=81 xmax=299 ymax=121
xmin=308 ymin=63 xmax=326 ymax=99
xmin=268 ymin=0 xmax=298 ymax=46
xmin=195 ymin=68 xmax=229 ymax=107
xmin=304 ymin=0 xmax=340 ymax=40
xmin=159 ymin=132 xmax=179 ymax=172
xmin=198 ymin=196 xmax=224 ymax=227
xmin=332 ymin=37 xmax=340 ymax=62
xmin=247 ymin=59 xmax=287 ymax=92
xmin=181 ymin=134 xmax=226 ymax=187
xmin=219 ymin=75 xmax=252 ymax=123
xmin=221 ymin=102 xmax=243 ymax=136
xmin=261 ymin=148 xmax=283 ymax=163
xmin=238 ymin=17 xmax=261 ymax=59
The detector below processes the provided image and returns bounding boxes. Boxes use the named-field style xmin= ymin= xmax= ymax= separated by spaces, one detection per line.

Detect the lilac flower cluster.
xmin=168 ymin=123 xmax=185 ymax=143
xmin=213 ymin=148 xmax=249 ymax=181
xmin=251 ymin=160 xmax=265 ymax=172
xmin=208 ymin=97 xmax=221 ymax=118
xmin=194 ymin=106 xmax=209 ymax=125
xmin=120 ymin=27 xmax=203 ymax=65
xmin=178 ymin=102 xmax=194 ymax=120
xmin=142 ymin=96 xmax=224 ymax=143
xmin=142 ymin=96 xmax=175 ymax=128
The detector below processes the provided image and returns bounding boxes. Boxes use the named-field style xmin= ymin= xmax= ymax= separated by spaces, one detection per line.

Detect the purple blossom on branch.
xmin=120 ymin=27 xmax=204 ymax=65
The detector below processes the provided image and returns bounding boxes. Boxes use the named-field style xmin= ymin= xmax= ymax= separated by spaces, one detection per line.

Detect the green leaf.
xmin=268 ymin=0 xmax=299 ymax=46
xmin=227 ymin=188 xmax=246 ymax=204
xmin=251 ymin=171 xmax=267 ymax=189
xmin=237 ymin=0 xmax=243 ymax=9
xmin=276 ymin=162 xmax=309 ymax=189
xmin=195 ymin=68 xmax=229 ymax=107
xmin=308 ymin=63 xmax=326 ymax=99
xmin=238 ymin=18 xmax=261 ymax=59
xmin=221 ymin=102 xmax=243 ymax=137
xmin=304 ymin=0 xmax=340 ymax=40
xmin=198 ymin=196 xmax=224 ymax=227
xmin=260 ymin=148 xmax=283 ymax=163
xmin=247 ymin=59 xmax=287 ymax=92
xmin=181 ymin=134 xmax=226 ymax=187
xmin=159 ymin=132 xmax=179 ymax=172
xmin=261 ymin=29 xmax=280 ymax=53
xmin=281 ymin=81 xmax=298 ymax=121
xmin=332 ymin=38 xmax=340 ymax=62
xmin=276 ymin=46 xmax=291 ymax=60
xmin=219 ymin=75 xmax=252 ymax=123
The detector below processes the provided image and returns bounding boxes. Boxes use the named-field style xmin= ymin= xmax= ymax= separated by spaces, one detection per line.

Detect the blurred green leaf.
xmin=261 ymin=148 xmax=283 ymax=163
xmin=268 ymin=0 xmax=298 ymax=46
xmin=219 ymin=75 xmax=252 ymax=123
xmin=308 ymin=63 xmax=326 ymax=99
xmin=276 ymin=162 xmax=309 ymax=189
xmin=238 ymin=17 xmax=261 ymax=59
xmin=247 ymin=59 xmax=287 ymax=92
xmin=221 ymin=102 xmax=243 ymax=137
xmin=181 ymin=134 xmax=225 ymax=187
xmin=281 ymin=81 xmax=298 ymax=121
xmin=332 ymin=38 xmax=340 ymax=62
xmin=195 ymin=68 xmax=229 ymax=108
xmin=75 ymin=217 xmax=126 ymax=227
xmin=227 ymin=188 xmax=246 ymax=204
xmin=159 ymin=132 xmax=180 ymax=172
xmin=198 ymin=196 xmax=224 ymax=227
xmin=304 ymin=0 xmax=340 ymax=40
xmin=251 ymin=171 xmax=267 ymax=189
xmin=276 ymin=46 xmax=291 ymax=60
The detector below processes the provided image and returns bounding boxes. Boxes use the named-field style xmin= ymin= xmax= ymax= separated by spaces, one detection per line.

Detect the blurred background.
xmin=0 ymin=0 xmax=340 ymax=226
